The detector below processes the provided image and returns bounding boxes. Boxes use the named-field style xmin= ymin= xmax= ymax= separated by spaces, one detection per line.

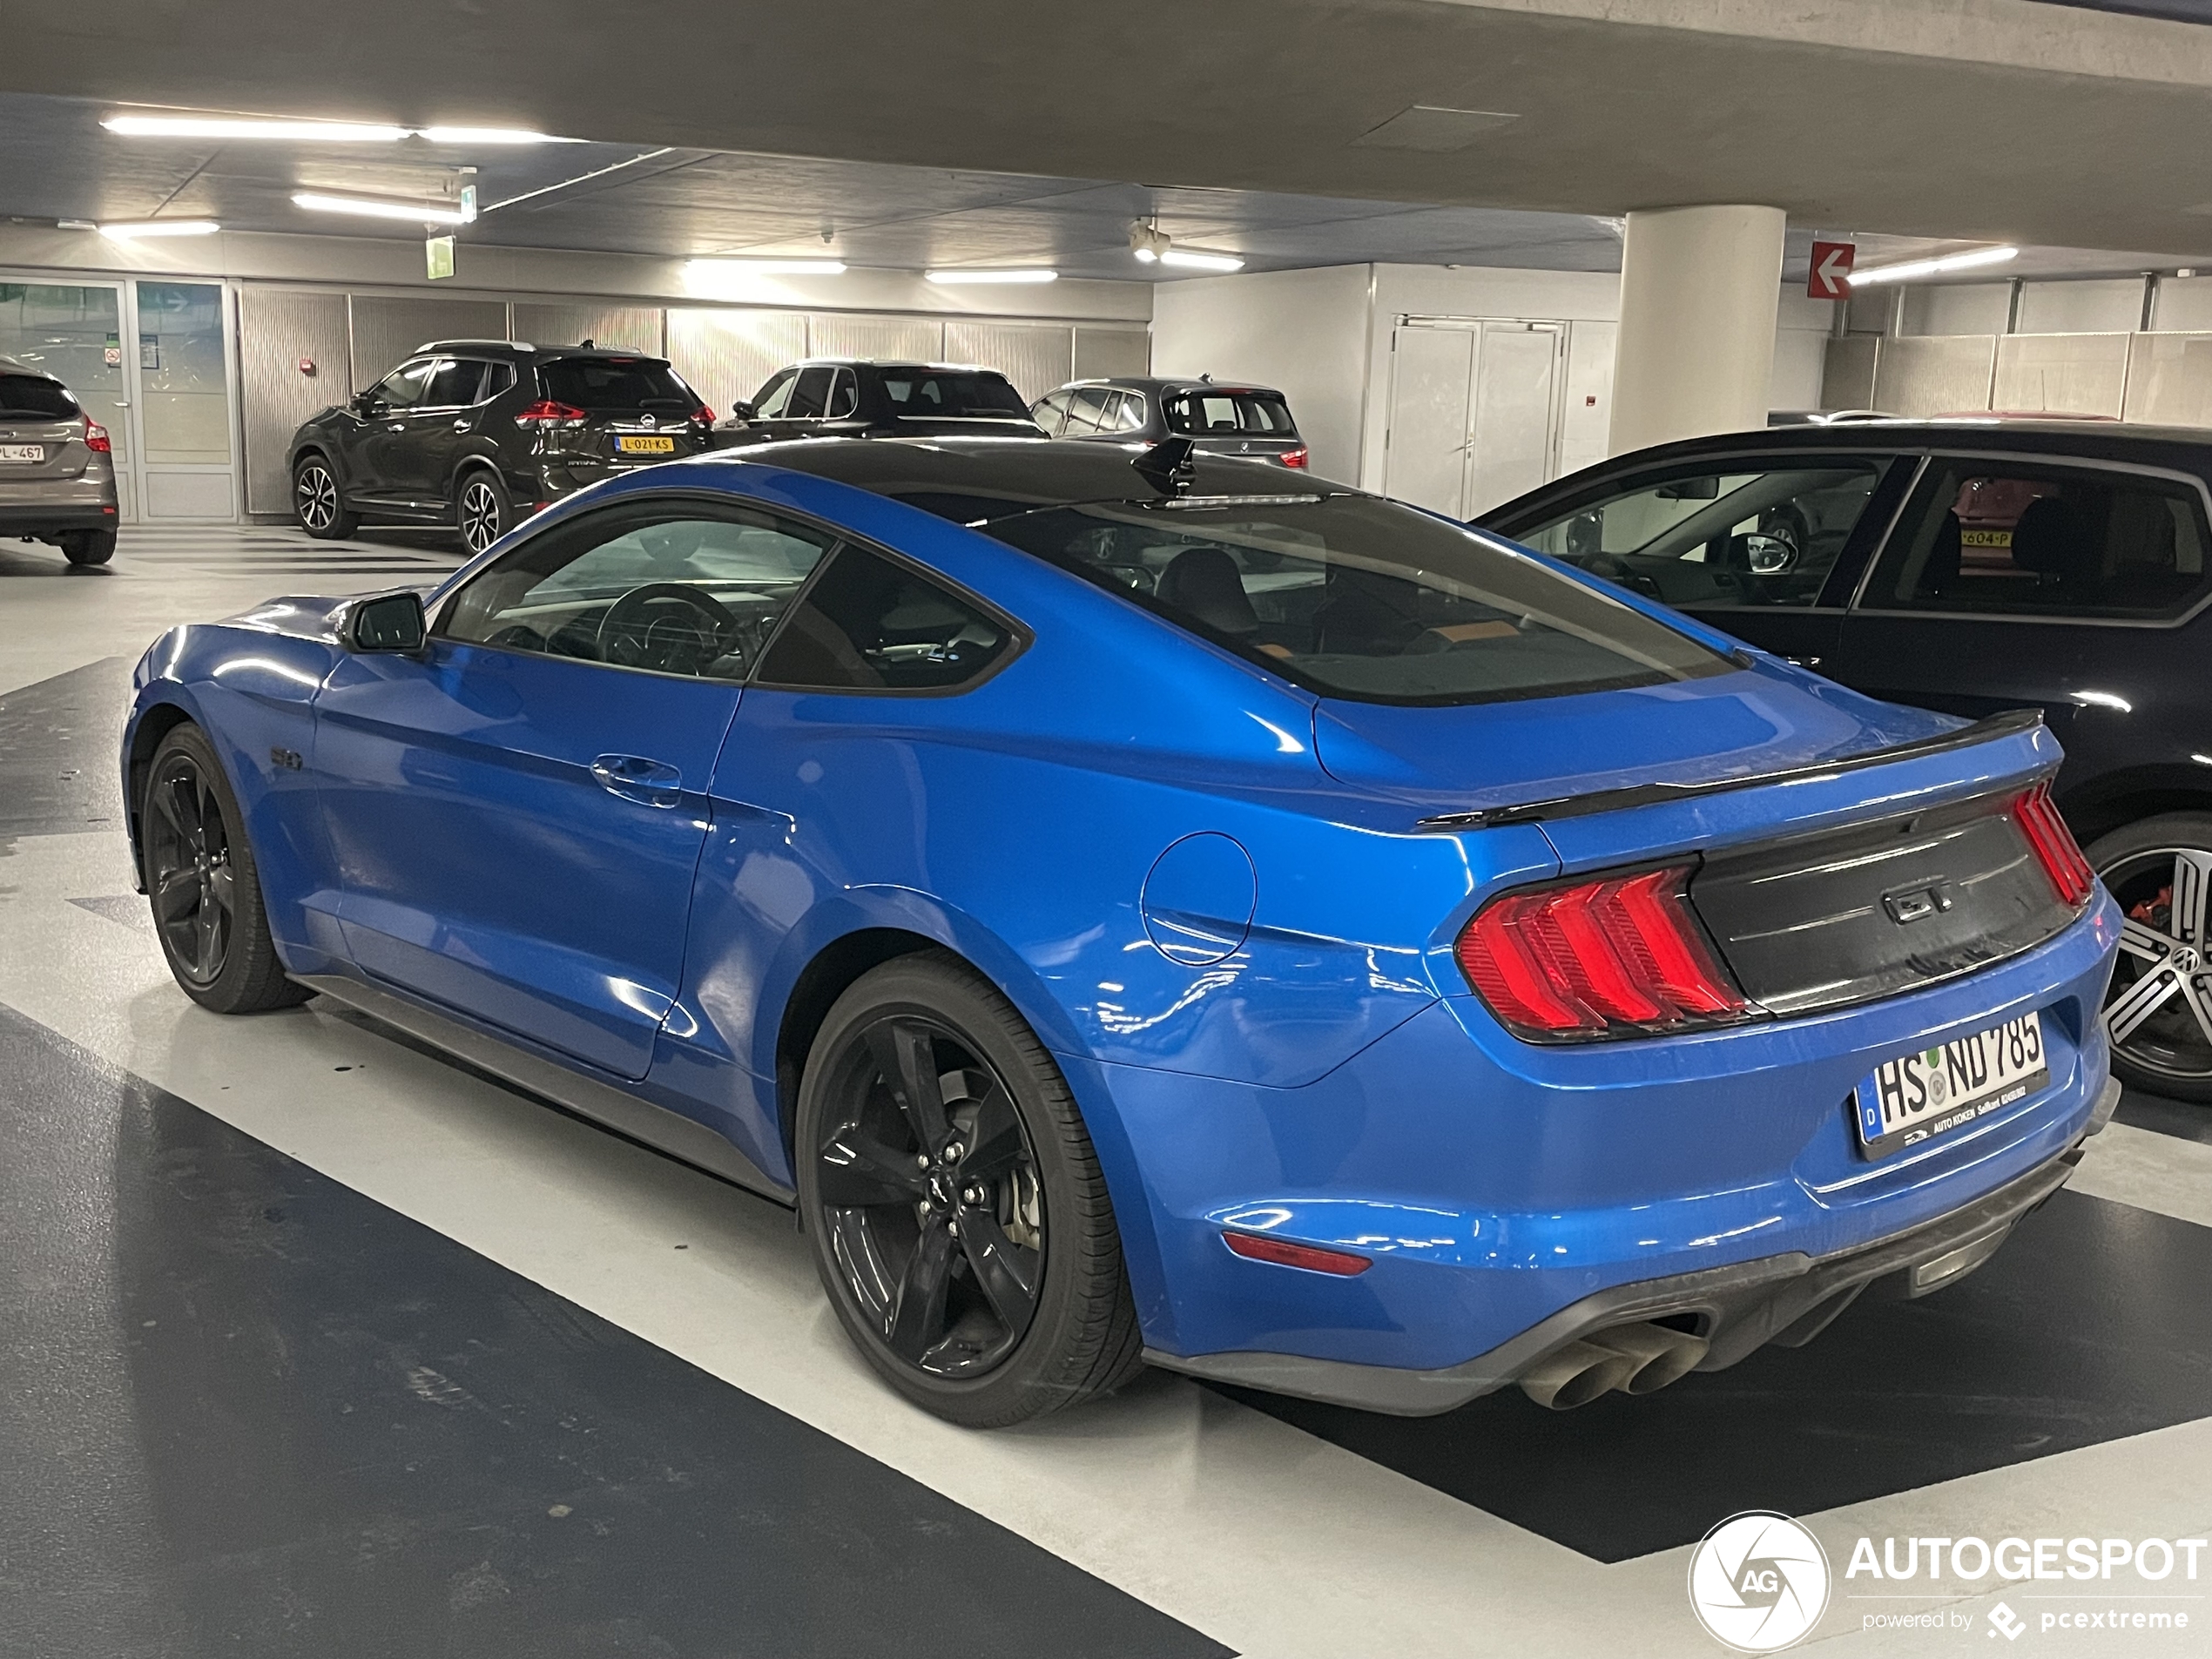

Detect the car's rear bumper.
xmin=0 ymin=501 xmax=118 ymax=536
xmin=1145 ymin=1075 xmax=2117 ymax=1414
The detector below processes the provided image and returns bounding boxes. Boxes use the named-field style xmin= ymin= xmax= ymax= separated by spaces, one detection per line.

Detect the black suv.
xmin=711 ymin=360 xmax=1043 ymax=448
xmin=1482 ymin=420 xmax=2212 ymax=1104
xmin=1031 ymin=376 xmax=1308 ymax=469
xmin=289 ymin=341 xmax=713 ymax=555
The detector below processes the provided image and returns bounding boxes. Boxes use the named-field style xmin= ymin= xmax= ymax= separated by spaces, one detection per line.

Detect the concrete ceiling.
xmin=9 ymin=0 xmax=2212 ymax=260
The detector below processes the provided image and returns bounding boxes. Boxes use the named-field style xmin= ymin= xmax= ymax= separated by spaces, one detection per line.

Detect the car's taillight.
xmin=515 ymin=399 xmax=587 ymax=428
xmin=2014 ymin=781 xmax=2095 ymax=907
xmin=1280 ymin=446 xmax=1309 ymax=469
xmin=691 ymin=403 xmax=714 ymax=425
xmin=1455 ymin=865 xmax=1750 ymax=1041
xmin=84 ymin=421 xmax=111 ymax=453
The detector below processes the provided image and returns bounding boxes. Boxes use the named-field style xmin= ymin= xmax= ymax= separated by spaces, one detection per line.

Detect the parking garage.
xmin=3 ymin=3 xmax=2212 ymax=1656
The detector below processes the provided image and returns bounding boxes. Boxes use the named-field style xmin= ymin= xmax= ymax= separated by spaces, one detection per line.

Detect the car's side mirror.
xmin=350 ymin=390 xmax=381 ymax=417
xmin=1730 ymin=532 xmax=1798 ymax=575
xmin=727 ymin=399 xmax=758 ymax=423
xmin=344 ymin=590 xmax=427 ymax=653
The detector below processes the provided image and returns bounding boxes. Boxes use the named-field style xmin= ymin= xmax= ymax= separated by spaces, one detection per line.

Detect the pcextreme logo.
xmin=1688 ymin=1511 xmax=1832 ymax=1653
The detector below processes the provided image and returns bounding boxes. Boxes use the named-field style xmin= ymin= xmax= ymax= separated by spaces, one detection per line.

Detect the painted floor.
xmin=2 ymin=526 xmax=2207 ymax=1656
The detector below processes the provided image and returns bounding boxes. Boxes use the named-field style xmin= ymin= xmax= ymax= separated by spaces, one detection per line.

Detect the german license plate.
xmin=1855 ymin=1011 xmax=2047 ymax=1158
xmin=615 ymin=435 xmax=676 ymax=455
xmin=0 ymin=443 xmax=43 ymax=463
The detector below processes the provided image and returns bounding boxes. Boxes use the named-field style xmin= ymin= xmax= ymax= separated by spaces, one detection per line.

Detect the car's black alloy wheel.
xmin=797 ymin=954 xmax=1143 ymax=1426
xmin=292 ymin=456 xmax=357 ymax=539
xmin=457 ymin=470 xmax=511 ymax=556
xmin=2091 ymin=813 xmax=2212 ymax=1104
xmin=142 ymin=725 xmax=311 ymax=1015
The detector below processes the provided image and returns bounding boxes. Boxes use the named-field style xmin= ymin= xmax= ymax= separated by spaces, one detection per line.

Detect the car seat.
xmin=2009 ymin=496 xmax=2097 ymax=598
xmin=1155 ymin=546 xmax=1259 ymax=636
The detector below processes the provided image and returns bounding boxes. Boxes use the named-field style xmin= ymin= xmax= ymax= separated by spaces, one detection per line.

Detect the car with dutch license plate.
xmin=711 ymin=360 xmax=1046 ymax=449
xmin=122 ymin=435 xmax=2120 ymax=1426
xmin=0 ymin=354 xmax=120 ymax=566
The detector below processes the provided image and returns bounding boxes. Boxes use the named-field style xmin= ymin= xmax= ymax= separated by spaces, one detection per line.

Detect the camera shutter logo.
xmin=1687 ymin=1511 xmax=1831 ymax=1652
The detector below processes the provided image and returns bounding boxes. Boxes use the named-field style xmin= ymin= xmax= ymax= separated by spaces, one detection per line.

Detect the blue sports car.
xmin=122 ymin=436 xmax=2121 ymax=1426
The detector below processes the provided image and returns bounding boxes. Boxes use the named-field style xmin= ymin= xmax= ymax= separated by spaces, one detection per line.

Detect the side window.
xmin=1113 ymin=391 xmax=1148 ymax=432
xmin=421 ymin=358 xmax=485 ymax=408
xmin=823 ymin=367 xmax=859 ymax=419
xmin=755 ymin=544 xmax=1017 ymax=692
xmin=1863 ymin=460 xmax=2212 ymax=619
xmin=752 ymin=370 xmax=796 ymax=419
xmin=1062 ymin=387 xmax=1113 ymax=436
xmin=785 ymin=366 xmax=834 ymax=421
xmin=1032 ymin=391 xmax=1070 ymax=435
xmin=480 ymin=361 xmax=516 ymax=400
xmin=1512 ymin=460 xmax=1888 ymax=610
xmin=438 ymin=502 xmax=837 ymax=681
xmin=374 ymin=358 xmax=435 ymax=410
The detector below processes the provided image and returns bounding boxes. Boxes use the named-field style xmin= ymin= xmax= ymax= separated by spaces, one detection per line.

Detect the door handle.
xmin=451 ymin=418 xmax=472 ymax=433
xmin=1784 ymin=655 xmax=1824 ymax=669
xmin=387 ymin=422 xmax=407 ymax=434
xmin=590 ymin=753 xmax=684 ymax=808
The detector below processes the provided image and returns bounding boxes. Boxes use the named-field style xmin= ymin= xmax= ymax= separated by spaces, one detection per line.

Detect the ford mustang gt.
xmin=121 ymin=436 xmax=2121 ymax=1426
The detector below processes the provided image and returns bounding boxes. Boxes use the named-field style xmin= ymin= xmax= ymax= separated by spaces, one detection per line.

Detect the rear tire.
xmin=58 ymin=529 xmax=115 ymax=566
xmin=455 ymin=468 xmax=513 ymax=556
xmin=293 ymin=455 xmax=358 ymax=539
xmin=2087 ymin=812 xmax=2212 ymax=1105
xmin=142 ymin=724 xmax=312 ymax=1015
xmin=795 ymin=951 xmax=1143 ymax=1426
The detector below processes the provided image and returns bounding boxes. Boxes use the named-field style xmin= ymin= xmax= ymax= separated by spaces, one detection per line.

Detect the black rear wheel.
xmin=59 ymin=529 xmax=115 ymax=566
xmin=2090 ymin=813 xmax=2212 ymax=1104
xmin=797 ymin=953 xmax=1143 ymax=1426
xmin=456 ymin=469 xmax=512 ymax=556
xmin=293 ymin=455 xmax=358 ymax=539
xmin=143 ymin=725 xmax=311 ymax=1015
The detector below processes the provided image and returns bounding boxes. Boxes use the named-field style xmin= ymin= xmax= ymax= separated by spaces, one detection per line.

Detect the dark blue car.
xmin=120 ymin=438 xmax=2121 ymax=1426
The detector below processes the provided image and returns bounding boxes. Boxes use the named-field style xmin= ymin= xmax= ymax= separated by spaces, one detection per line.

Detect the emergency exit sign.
xmin=1808 ymin=240 xmax=1855 ymax=300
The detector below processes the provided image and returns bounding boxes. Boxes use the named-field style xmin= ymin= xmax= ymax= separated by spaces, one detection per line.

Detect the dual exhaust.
xmin=1518 ymin=1321 xmax=1710 ymax=1410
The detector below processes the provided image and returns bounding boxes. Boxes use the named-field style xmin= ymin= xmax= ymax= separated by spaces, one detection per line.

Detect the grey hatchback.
xmin=0 ymin=355 xmax=119 ymax=566
xmin=1030 ymin=376 xmax=1308 ymax=469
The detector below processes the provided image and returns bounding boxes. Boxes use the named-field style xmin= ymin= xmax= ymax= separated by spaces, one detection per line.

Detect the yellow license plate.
xmin=616 ymin=435 xmax=677 ymax=455
xmin=1960 ymin=528 xmax=2012 ymax=548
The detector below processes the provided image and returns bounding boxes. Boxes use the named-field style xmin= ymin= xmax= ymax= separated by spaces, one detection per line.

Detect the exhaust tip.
xmin=1518 ymin=1338 xmax=1639 ymax=1410
xmin=1586 ymin=1321 xmax=1710 ymax=1395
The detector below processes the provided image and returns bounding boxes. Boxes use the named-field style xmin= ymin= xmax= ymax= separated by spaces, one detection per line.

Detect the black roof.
xmin=704 ymin=435 xmax=1330 ymax=515
xmin=1601 ymin=418 xmax=2212 ymax=475
xmin=412 ymin=339 xmax=671 ymax=362
xmin=1056 ymin=375 xmax=1286 ymax=398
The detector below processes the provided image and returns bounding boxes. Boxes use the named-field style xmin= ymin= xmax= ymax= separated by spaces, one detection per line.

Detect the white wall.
xmin=2017 ymin=277 xmax=2146 ymax=335
xmin=1150 ymin=265 xmax=1372 ymax=483
xmin=1770 ymin=289 xmax=1833 ymax=411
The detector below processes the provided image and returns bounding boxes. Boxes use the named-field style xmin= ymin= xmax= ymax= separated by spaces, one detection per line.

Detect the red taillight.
xmin=1455 ymin=865 xmax=1749 ymax=1041
xmin=691 ymin=403 xmax=714 ymax=426
xmin=1222 ymin=1231 xmax=1372 ymax=1276
xmin=515 ymin=399 xmax=587 ymax=428
xmin=1280 ymin=446 xmax=1309 ymax=469
xmin=2014 ymin=781 xmax=2095 ymax=907
xmin=84 ymin=421 xmax=111 ymax=454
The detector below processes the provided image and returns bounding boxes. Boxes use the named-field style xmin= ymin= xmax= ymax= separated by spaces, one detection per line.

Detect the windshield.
xmin=964 ymin=492 xmax=1734 ymax=705
xmin=536 ymin=357 xmax=696 ymax=412
xmin=1165 ymin=390 xmax=1296 ymax=437
xmin=0 ymin=374 xmax=78 ymax=420
xmin=880 ymin=368 xmax=1032 ymax=419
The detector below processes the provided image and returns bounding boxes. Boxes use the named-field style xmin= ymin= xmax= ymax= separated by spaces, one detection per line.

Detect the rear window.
xmin=0 ymin=374 xmax=78 ymax=420
xmin=967 ymin=492 xmax=1734 ymax=705
xmin=880 ymin=368 xmax=1031 ymax=419
xmin=536 ymin=357 xmax=695 ymax=411
xmin=1165 ymin=390 xmax=1296 ymax=437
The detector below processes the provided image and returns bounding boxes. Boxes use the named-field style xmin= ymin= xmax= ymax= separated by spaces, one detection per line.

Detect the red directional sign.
xmin=1808 ymin=240 xmax=1856 ymax=300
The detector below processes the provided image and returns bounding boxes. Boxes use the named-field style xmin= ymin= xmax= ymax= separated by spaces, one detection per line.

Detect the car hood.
xmin=1311 ymin=663 xmax=1960 ymax=812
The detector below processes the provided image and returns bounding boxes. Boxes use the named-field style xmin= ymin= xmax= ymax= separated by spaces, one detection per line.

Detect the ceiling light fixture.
xmin=293 ymin=191 xmax=468 ymax=225
xmin=415 ymin=127 xmax=569 ymax=145
xmin=98 ymin=219 xmax=221 ymax=238
xmin=1848 ymin=245 xmax=2019 ymax=287
xmin=1159 ymin=248 xmax=1245 ymax=273
xmin=925 ymin=268 xmax=1058 ymax=285
xmin=685 ymin=257 xmax=847 ymax=278
xmin=1128 ymin=220 xmax=1243 ymax=273
xmin=105 ymin=113 xmax=411 ymax=142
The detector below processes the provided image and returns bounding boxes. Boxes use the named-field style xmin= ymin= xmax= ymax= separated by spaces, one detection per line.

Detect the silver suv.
xmin=0 ymin=356 xmax=119 ymax=566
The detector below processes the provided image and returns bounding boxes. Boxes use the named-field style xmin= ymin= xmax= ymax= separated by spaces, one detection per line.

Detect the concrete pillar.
xmin=1608 ymin=205 xmax=1787 ymax=456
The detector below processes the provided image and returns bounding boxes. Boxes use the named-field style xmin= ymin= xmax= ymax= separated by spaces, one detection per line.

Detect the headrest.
xmin=1155 ymin=545 xmax=1259 ymax=636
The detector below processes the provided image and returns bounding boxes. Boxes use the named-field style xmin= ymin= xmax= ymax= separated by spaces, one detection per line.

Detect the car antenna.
xmin=1132 ymin=435 xmax=1197 ymax=496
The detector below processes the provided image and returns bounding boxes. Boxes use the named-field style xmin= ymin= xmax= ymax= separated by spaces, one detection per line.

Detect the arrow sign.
xmin=1809 ymin=240 xmax=1856 ymax=300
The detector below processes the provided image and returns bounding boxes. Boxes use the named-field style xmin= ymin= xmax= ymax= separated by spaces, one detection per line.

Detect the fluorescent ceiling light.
xmin=925 ymin=268 xmax=1057 ymax=285
xmin=1849 ymin=245 xmax=2018 ymax=287
xmin=99 ymin=219 xmax=220 ymax=238
xmin=293 ymin=191 xmax=467 ymax=225
xmin=685 ymin=257 xmax=847 ymax=277
xmin=415 ymin=126 xmax=568 ymax=145
xmin=105 ymin=113 xmax=409 ymax=142
xmin=1158 ymin=248 xmax=1244 ymax=273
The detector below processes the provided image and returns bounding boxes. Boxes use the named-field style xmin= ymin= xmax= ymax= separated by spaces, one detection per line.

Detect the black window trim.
xmin=1844 ymin=448 xmax=2212 ymax=631
xmin=428 ymin=486 xmax=1031 ymax=698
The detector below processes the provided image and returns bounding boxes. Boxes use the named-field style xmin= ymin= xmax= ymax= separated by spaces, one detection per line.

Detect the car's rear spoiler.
xmin=1412 ymin=707 xmax=2046 ymax=832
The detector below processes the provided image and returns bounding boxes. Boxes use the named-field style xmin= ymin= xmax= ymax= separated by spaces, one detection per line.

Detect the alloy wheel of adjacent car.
xmin=292 ymin=456 xmax=357 ymax=540
xmin=796 ymin=954 xmax=1143 ymax=1426
xmin=2090 ymin=813 xmax=2212 ymax=1103
xmin=457 ymin=471 xmax=511 ymax=556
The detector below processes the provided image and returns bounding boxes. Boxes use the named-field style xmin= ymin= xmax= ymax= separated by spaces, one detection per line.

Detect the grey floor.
xmin=3 ymin=526 xmax=2209 ymax=1656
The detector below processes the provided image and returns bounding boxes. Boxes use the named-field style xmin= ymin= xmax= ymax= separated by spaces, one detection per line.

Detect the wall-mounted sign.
xmin=427 ymin=234 xmax=456 ymax=280
xmin=1809 ymin=240 xmax=1856 ymax=300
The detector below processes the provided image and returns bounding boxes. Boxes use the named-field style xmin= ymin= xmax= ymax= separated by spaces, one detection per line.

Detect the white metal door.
xmin=1382 ymin=324 xmax=1476 ymax=516
xmin=0 ymin=275 xmax=137 ymax=522
xmin=125 ymin=278 xmax=239 ymax=521
xmin=1465 ymin=322 xmax=1564 ymax=516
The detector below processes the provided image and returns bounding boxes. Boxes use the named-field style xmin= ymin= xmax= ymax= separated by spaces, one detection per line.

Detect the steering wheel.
xmin=595 ymin=583 xmax=741 ymax=676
